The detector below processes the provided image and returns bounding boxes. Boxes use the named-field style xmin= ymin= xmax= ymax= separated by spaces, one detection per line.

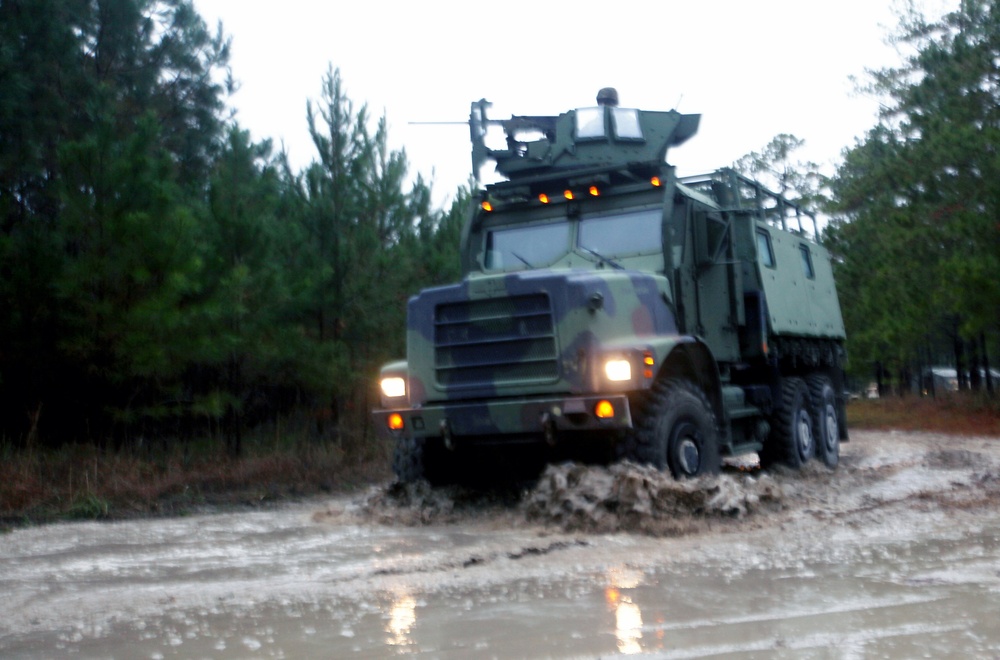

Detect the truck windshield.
xmin=485 ymin=222 xmax=571 ymax=270
xmin=579 ymin=208 xmax=661 ymax=256
xmin=484 ymin=207 xmax=662 ymax=272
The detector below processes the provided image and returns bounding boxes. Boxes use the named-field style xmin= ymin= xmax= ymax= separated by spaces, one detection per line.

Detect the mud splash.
xmin=347 ymin=460 xmax=803 ymax=536
xmin=331 ymin=433 xmax=1000 ymax=540
xmin=358 ymin=480 xmax=462 ymax=525
xmin=523 ymin=461 xmax=786 ymax=535
xmin=334 ymin=479 xmax=528 ymax=527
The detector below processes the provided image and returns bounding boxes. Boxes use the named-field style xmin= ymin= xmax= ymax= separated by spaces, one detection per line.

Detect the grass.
xmin=0 ymin=434 xmax=392 ymax=528
xmin=846 ymin=392 xmax=1000 ymax=436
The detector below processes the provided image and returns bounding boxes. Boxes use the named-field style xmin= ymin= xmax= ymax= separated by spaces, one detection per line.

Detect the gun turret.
xmin=471 ymin=88 xmax=701 ymax=183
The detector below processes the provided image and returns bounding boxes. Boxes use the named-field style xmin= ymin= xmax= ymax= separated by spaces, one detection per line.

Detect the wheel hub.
xmin=796 ymin=411 xmax=813 ymax=457
xmin=824 ymin=404 xmax=838 ymax=452
xmin=678 ymin=437 xmax=701 ymax=475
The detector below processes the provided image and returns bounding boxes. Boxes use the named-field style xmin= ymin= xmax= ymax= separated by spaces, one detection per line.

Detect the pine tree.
xmin=733 ymin=134 xmax=825 ymax=209
xmin=0 ymin=0 xmax=234 ymax=442
xmin=827 ymin=0 xmax=1000 ymax=392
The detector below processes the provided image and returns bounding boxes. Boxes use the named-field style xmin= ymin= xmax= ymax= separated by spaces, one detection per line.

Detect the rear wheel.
xmin=762 ymin=377 xmax=814 ymax=469
xmin=807 ymin=374 xmax=840 ymax=468
xmin=633 ymin=379 xmax=720 ymax=478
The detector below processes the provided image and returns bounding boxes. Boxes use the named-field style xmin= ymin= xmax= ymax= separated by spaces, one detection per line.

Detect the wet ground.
xmin=3 ymin=430 xmax=1000 ymax=658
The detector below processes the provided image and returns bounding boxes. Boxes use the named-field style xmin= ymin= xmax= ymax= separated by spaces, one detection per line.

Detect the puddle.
xmin=3 ymin=430 xmax=1000 ymax=657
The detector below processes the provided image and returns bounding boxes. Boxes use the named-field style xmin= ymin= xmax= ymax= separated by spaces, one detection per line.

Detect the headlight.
xmin=380 ymin=377 xmax=406 ymax=398
xmin=604 ymin=359 xmax=631 ymax=382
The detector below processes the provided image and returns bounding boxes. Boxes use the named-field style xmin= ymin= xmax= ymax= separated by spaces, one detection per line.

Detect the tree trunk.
xmin=898 ymin=365 xmax=912 ymax=397
xmin=925 ymin=343 xmax=936 ymax=398
xmin=983 ymin=331 xmax=995 ymax=395
xmin=969 ymin=339 xmax=982 ymax=392
xmin=954 ymin=335 xmax=967 ymax=391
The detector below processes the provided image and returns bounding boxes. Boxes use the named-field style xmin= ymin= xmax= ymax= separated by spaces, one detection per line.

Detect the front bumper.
xmin=373 ymin=394 xmax=633 ymax=441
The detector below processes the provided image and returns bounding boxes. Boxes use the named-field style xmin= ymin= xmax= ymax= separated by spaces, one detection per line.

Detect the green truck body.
xmin=373 ymin=89 xmax=848 ymax=482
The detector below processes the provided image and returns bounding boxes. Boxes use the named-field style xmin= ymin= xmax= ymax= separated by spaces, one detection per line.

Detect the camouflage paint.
xmin=374 ymin=91 xmax=848 ymax=461
xmin=373 ymin=268 xmax=693 ymax=442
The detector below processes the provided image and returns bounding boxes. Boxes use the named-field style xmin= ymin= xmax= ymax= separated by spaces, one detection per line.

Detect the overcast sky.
xmin=194 ymin=0 xmax=955 ymax=208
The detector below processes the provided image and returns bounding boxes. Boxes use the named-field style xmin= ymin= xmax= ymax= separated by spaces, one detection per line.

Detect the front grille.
xmin=434 ymin=293 xmax=558 ymax=388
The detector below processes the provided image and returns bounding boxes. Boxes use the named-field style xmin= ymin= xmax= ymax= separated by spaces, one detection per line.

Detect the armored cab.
xmin=374 ymin=90 xmax=847 ymax=483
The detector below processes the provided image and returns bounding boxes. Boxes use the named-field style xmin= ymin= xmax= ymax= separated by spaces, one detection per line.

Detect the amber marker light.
xmin=539 ymin=193 xmax=549 ymax=204
xmin=589 ymin=185 xmax=600 ymax=197
xmin=595 ymin=400 xmax=615 ymax=419
xmin=387 ymin=413 xmax=404 ymax=431
xmin=481 ymin=200 xmax=493 ymax=211
xmin=564 ymin=189 xmax=574 ymax=200
xmin=650 ymin=176 xmax=661 ymax=187
xmin=643 ymin=351 xmax=655 ymax=379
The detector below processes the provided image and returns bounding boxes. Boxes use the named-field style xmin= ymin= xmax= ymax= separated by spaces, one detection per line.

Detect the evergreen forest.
xmin=0 ymin=0 xmax=465 ymax=454
xmin=825 ymin=0 xmax=999 ymax=396
xmin=1 ymin=0 xmax=997 ymax=460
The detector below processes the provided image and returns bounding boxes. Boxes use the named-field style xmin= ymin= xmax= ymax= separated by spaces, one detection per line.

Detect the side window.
xmin=800 ymin=245 xmax=815 ymax=279
xmin=756 ymin=230 xmax=775 ymax=268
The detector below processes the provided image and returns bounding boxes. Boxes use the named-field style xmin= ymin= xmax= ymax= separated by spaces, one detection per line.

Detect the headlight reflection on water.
xmin=614 ymin=597 xmax=643 ymax=655
xmin=606 ymin=566 xmax=645 ymax=654
xmin=385 ymin=592 xmax=417 ymax=647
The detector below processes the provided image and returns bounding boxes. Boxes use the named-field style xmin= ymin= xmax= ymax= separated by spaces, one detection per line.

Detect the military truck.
xmin=373 ymin=89 xmax=847 ymax=483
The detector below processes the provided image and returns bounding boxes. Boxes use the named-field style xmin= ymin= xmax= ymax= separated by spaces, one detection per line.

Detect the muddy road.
xmin=3 ymin=430 xmax=1000 ymax=658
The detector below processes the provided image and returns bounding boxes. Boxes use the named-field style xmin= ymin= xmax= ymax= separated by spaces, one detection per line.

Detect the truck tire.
xmin=393 ymin=437 xmax=457 ymax=485
xmin=807 ymin=374 xmax=840 ymax=469
xmin=762 ymin=377 xmax=814 ymax=469
xmin=392 ymin=436 xmax=426 ymax=483
xmin=634 ymin=379 xmax=721 ymax=479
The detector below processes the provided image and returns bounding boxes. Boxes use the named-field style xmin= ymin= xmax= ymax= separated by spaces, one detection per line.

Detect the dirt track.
xmin=3 ymin=430 xmax=1000 ymax=657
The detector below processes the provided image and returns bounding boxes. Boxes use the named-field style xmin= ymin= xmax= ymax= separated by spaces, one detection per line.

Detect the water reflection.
xmin=606 ymin=567 xmax=645 ymax=654
xmin=385 ymin=591 xmax=416 ymax=648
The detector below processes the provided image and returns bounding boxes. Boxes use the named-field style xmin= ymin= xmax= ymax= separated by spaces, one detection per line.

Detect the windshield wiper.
xmin=510 ymin=251 xmax=535 ymax=268
xmin=580 ymin=246 xmax=624 ymax=270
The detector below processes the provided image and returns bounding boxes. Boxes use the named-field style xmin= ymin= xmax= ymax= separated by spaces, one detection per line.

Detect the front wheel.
xmin=392 ymin=436 xmax=456 ymax=485
xmin=392 ymin=436 xmax=426 ymax=483
xmin=633 ymin=379 xmax=721 ymax=479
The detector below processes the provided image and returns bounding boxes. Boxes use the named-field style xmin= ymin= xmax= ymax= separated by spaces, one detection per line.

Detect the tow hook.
xmin=541 ymin=412 xmax=557 ymax=446
xmin=440 ymin=419 xmax=454 ymax=451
